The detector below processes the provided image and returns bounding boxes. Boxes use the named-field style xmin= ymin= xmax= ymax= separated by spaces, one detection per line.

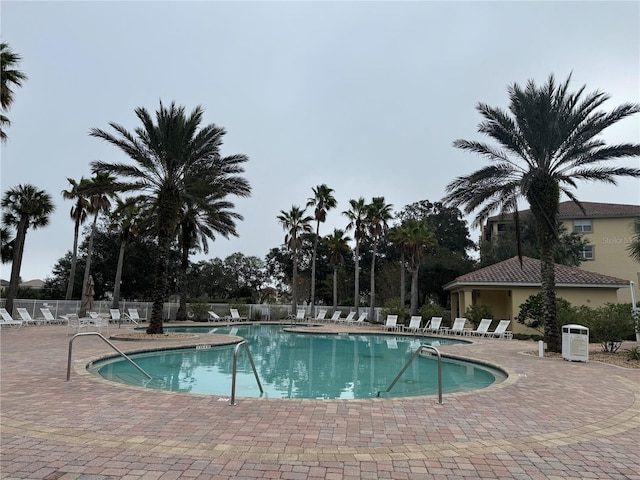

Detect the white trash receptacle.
xmin=562 ymin=324 xmax=589 ymax=362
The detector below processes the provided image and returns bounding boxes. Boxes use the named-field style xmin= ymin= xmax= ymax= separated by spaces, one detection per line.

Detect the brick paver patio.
xmin=1 ymin=322 xmax=638 ymax=479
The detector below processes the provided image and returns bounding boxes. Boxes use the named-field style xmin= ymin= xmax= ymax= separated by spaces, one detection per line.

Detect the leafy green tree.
xmin=402 ymin=219 xmax=437 ymax=315
xmin=365 ymin=197 xmax=393 ymax=322
xmin=343 ymin=197 xmax=368 ymax=315
xmin=323 ymin=229 xmax=351 ymax=310
xmin=444 ymin=74 xmax=640 ymax=352
xmin=580 ymin=303 xmax=636 ymax=353
xmin=1 ymin=184 xmax=55 ymax=313
xmin=306 ymin=184 xmax=337 ymax=315
xmin=387 ymin=224 xmax=410 ymax=307
xmin=90 ymin=101 xmax=250 ymax=333
xmin=1 ymin=225 xmax=14 ymax=263
xmin=628 ymin=218 xmax=640 ymax=263
xmin=277 ymin=205 xmax=313 ymax=313
xmin=0 ymin=42 xmax=28 ymax=142
xmin=61 ymin=177 xmax=91 ymax=299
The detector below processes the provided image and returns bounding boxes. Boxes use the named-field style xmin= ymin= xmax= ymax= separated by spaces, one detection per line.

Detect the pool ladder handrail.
xmin=377 ymin=345 xmax=443 ymax=404
xmin=66 ymin=332 xmax=152 ymax=381
xmin=230 ymin=340 xmax=263 ymax=405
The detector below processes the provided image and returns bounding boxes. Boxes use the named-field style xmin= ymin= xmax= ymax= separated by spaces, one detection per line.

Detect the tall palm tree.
xmin=0 ymin=42 xmax=28 ymax=142
xmin=108 ymin=197 xmax=143 ymax=309
xmin=1 ymin=184 xmax=54 ymax=313
xmin=306 ymin=184 xmax=337 ymax=315
xmin=78 ymin=173 xmax=116 ymax=316
xmin=343 ymin=197 xmax=368 ymax=315
xmin=366 ymin=197 xmax=394 ymax=322
xmin=61 ymin=177 xmax=91 ymax=300
xmin=387 ymin=223 xmax=411 ymax=307
xmin=176 ymin=194 xmax=245 ymax=320
xmin=402 ymin=219 xmax=437 ymax=315
xmin=629 ymin=218 xmax=640 ymax=263
xmin=90 ymin=101 xmax=251 ymax=334
xmin=444 ymin=74 xmax=640 ymax=352
xmin=277 ymin=205 xmax=313 ymax=314
xmin=324 ymin=229 xmax=351 ymax=311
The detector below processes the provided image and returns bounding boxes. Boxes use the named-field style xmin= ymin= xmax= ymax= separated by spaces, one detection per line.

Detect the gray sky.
xmin=2 ymin=1 xmax=639 ymax=282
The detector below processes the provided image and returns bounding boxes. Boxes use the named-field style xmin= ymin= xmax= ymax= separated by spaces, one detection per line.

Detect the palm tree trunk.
xmin=65 ymin=221 xmax=80 ymax=300
xmin=332 ymin=267 xmax=338 ymax=311
xmin=176 ymin=239 xmax=190 ymax=321
xmin=410 ymin=267 xmax=419 ymax=316
xmin=310 ymin=223 xmax=319 ymax=317
xmin=291 ymin=251 xmax=299 ymax=314
xmin=354 ymin=241 xmax=360 ymax=316
xmin=368 ymin=242 xmax=377 ymax=323
xmin=5 ymin=217 xmax=27 ymax=315
xmin=399 ymin=252 xmax=406 ymax=307
xmin=111 ymin=240 xmax=127 ymax=309
xmin=79 ymin=214 xmax=98 ymax=317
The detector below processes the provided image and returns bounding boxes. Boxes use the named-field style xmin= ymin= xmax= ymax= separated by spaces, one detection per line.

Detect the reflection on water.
xmin=92 ymin=325 xmax=504 ymax=399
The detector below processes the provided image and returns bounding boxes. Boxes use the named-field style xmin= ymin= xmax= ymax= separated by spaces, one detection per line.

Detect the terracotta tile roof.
xmin=488 ymin=201 xmax=640 ymax=222
xmin=444 ymin=256 xmax=630 ymax=290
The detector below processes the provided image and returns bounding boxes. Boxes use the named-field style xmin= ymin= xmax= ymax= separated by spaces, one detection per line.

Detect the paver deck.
xmin=1 ymin=322 xmax=639 ymax=479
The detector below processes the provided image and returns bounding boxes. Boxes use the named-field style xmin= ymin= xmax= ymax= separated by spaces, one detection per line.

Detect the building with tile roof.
xmin=483 ymin=201 xmax=640 ymax=304
xmin=444 ymin=256 xmax=631 ymax=335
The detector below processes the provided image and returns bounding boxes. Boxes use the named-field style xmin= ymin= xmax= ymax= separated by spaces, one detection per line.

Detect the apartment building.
xmin=483 ymin=202 xmax=640 ymax=304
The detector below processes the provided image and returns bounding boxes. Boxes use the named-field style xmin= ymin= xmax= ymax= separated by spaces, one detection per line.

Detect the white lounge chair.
xmin=230 ymin=308 xmax=247 ymax=322
xmin=110 ymin=309 xmax=122 ymax=324
xmin=40 ymin=307 xmax=63 ymax=324
xmin=208 ymin=311 xmax=224 ymax=322
xmin=308 ymin=309 xmax=327 ymax=322
xmin=443 ymin=317 xmax=468 ymax=335
xmin=337 ymin=311 xmax=357 ymax=324
xmin=65 ymin=314 xmax=89 ymax=335
xmin=328 ymin=311 xmax=342 ymax=323
xmin=287 ymin=309 xmax=306 ymax=323
xmin=16 ymin=307 xmax=47 ymax=326
xmin=0 ymin=308 xmax=23 ymax=329
xmin=124 ymin=308 xmax=144 ymax=324
xmin=469 ymin=318 xmax=493 ymax=337
xmin=488 ymin=320 xmax=513 ymax=339
xmin=352 ymin=312 xmax=367 ymax=326
xmin=403 ymin=316 xmax=422 ymax=333
xmin=422 ymin=316 xmax=442 ymax=334
xmin=383 ymin=315 xmax=399 ymax=331
xmin=87 ymin=311 xmax=110 ymax=334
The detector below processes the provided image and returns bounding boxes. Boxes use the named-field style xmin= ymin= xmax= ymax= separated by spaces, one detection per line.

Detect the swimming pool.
xmin=89 ymin=324 xmax=506 ymax=399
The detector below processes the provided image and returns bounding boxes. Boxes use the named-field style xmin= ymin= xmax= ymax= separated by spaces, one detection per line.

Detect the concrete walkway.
xmin=1 ymin=322 xmax=639 ymax=479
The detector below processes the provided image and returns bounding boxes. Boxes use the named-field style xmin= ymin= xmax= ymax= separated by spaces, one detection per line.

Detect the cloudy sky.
xmin=2 ymin=1 xmax=639 ymax=282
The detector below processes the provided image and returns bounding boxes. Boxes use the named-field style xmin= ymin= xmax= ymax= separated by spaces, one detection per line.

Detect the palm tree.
xmin=176 ymin=194 xmax=245 ymax=320
xmin=365 ymin=197 xmax=394 ymax=322
xmin=61 ymin=177 xmax=91 ymax=300
xmin=0 ymin=42 xmax=28 ymax=142
xmin=629 ymin=218 xmax=640 ymax=263
xmin=388 ymin=223 xmax=411 ymax=307
xmin=324 ymin=229 xmax=351 ymax=311
xmin=1 ymin=184 xmax=54 ymax=314
xmin=277 ymin=205 xmax=313 ymax=314
xmin=306 ymin=184 xmax=337 ymax=316
xmin=444 ymin=74 xmax=640 ymax=352
xmin=108 ymin=197 xmax=143 ymax=309
xmin=90 ymin=101 xmax=251 ymax=334
xmin=402 ymin=219 xmax=437 ymax=315
xmin=78 ymin=173 xmax=116 ymax=316
xmin=343 ymin=197 xmax=368 ymax=315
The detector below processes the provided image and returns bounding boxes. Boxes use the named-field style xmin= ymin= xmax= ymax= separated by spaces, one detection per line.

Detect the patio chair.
xmin=87 ymin=311 xmax=110 ymax=334
xmin=0 ymin=308 xmax=23 ymax=329
xmin=403 ymin=316 xmax=422 ymax=333
xmin=286 ymin=309 xmax=306 ymax=323
xmin=443 ymin=317 xmax=468 ymax=335
xmin=230 ymin=309 xmax=247 ymax=322
xmin=16 ymin=307 xmax=47 ymax=326
xmin=337 ymin=311 xmax=356 ymax=324
xmin=352 ymin=312 xmax=367 ymax=326
xmin=65 ymin=314 xmax=89 ymax=335
xmin=124 ymin=308 xmax=144 ymax=324
xmin=307 ymin=309 xmax=327 ymax=322
xmin=208 ymin=311 xmax=225 ymax=322
xmin=110 ymin=309 xmax=122 ymax=324
xmin=469 ymin=318 xmax=492 ymax=337
xmin=328 ymin=311 xmax=342 ymax=323
xmin=383 ymin=315 xmax=399 ymax=331
xmin=488 ymin=320 xmax=513 ymax=339
xmin=422 ymin=316 xmax=442 ymax=334
xmin=39 ymin=307 xmax=64 ymax=324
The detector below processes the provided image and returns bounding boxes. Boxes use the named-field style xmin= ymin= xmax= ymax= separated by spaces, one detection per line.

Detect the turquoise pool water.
xmin=89 ymin=324 xmax=506 ymax=399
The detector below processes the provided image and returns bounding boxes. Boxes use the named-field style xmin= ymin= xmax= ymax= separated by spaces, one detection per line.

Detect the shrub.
xmin=581 ymin=303 xmax=636 ymax=353
xmin=517 ymin=293 xmax=577 ymax=332
xmin=464 ymin=304 xmax=493 ymax=328
xmin=188 ymin=298 xmax=211 ymax=321
xmin=624 ymin=346 xmax=640 ymax=361
xmin=381 ymin=298 xmax=407 ymax=322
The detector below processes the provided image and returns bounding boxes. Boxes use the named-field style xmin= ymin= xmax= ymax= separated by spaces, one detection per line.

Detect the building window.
xmin=579 ymin=245 xmax=595 ymax=261
xmin=573 ymin=219 xmax=593 ymax=233
xmin=497 ymin=223 xmax=508 ymax=232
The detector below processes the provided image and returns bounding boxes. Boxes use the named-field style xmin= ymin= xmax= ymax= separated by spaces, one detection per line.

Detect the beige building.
xmin=444 ymin=256 xmax=630 ymax=335
xmin=483 ymin=202 xmax=640 ymax=304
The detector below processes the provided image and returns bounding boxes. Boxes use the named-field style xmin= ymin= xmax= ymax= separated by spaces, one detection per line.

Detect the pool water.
xmin=89 ymin=324 xmax=505 ymax=399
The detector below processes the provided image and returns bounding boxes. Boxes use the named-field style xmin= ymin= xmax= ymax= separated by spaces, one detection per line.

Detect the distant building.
xmin=0 ymin=278 xmax=45 ymax=291
xmin=444 ymin=256 xmax=630 ymax=335
xmin=483 ymin=201 xmax=640 ymax=303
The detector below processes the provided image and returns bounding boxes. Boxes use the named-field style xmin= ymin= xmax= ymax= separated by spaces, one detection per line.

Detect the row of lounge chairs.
xmin=208 ymin=309 xmax=248 ymax=322
xmin=383 ymin=315 xmax=512 ymax=339
xmin=286 ymin=309 xmax=369 ymax=326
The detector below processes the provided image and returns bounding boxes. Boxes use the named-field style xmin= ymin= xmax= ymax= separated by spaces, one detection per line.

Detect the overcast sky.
xmin=2 ymin=1 xmax=639 ymax=282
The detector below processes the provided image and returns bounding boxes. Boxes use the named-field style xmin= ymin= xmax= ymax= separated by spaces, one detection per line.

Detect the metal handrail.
xmin=377 ymin=345 xmax=443 ymax=404
xmin=66 ymin=332 xmax=152 ymax=381
xmin=229 ymin=340 xmax=263 ymax=405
